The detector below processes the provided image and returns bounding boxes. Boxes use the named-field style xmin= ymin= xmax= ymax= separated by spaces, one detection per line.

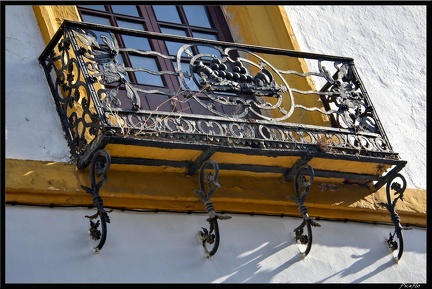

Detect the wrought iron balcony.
xmin=39 ymin=20 xmax=405 ymax=187
xmin=39 ymin=20 xmax=408 ymax=259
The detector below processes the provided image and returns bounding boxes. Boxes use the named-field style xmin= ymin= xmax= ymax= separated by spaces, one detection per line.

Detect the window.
xmin=78 ymin=5 xmax=235 ymax=114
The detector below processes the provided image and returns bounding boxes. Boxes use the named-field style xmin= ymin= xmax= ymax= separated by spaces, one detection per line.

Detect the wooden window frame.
xmin=77 ymin=5 xmax=235 ymax=114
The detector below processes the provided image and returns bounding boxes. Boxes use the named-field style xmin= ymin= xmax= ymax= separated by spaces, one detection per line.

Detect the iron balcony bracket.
xmin=193 ymin=159 xmax=232 ymax=258
xmin=81 ymin=149 xmax=112 ymax=253
xmin=378 ymin=173 xmax=412 ymax=262
xmin=37 ymin=21 xmax=412 ymax=260
xmin=288 ymin=164 xmax=321 ymax=256
xmin=283 ymin=153 xmax=314 ymax=182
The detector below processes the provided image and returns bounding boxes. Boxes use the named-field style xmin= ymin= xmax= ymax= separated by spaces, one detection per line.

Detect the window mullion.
xmin=143 ymin=5 xmax=193 ymax=113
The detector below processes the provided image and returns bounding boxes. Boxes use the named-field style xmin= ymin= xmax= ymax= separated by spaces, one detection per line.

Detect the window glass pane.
xmin=160 ymin=27 xmax=187 ymax=56
xmin=78 ymin=5 xmax=106 ymax=11
xmin=111 ymin=5 xmax=140 ymax=17
xmin=116 ymin=20 xmax=146 ymax=31
xmin=116 ymin=20 xmax=151 ymax=51
xmin=121 ymin=35 xmax=151 ymax=51
xmin=175 ymin=61 xmax=199 ymax=91
xmin=116 ymin=54 xmax=131 ymax=82
xmin=81 ymin=14 xmax=112 ymax=26
xmin=193 ymin=31 xmax=217 ymax=40
xmin=192 ymin=32 xmax=219 ymax=56
xmin=153 ymin=5 xmax=182 ymax=23
xmin=160 ymin=27 xmax=187 ymax=37
xmin=183 ymin=6 xmax=212 ymax=28
xmin=80 ymin=14 xmax=112 ymax=42
xmin=129 ymin=55 xmax=164 ymax=86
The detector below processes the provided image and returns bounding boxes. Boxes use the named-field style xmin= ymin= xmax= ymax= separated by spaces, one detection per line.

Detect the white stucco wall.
xmin=4 ymin=5 xmax=427 ymax=284
xmin=5 ymin=206 xmax=427 ymax=283
xmin=5 ymin=5 xmax=70 ymax=162
xmin=285 ymin=5 xmax=426 ymax=189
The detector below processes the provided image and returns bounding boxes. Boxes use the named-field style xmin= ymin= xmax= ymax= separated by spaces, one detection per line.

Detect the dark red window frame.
xmin=78 ymin=5 xmax=235 ymax=114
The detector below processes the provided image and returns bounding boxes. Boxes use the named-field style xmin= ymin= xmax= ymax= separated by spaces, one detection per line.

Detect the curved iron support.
xmin=81 ymin=149 xmax=112 ymax=253
xmin=193 ymin=159 xmax=231 ymax=258
xmin=288 ymin=164 xmax=321 ymax=256
xmin=378 ymin=173 xmax=411 ymax=262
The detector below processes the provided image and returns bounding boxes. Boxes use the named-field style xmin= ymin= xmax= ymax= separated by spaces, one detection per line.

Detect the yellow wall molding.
xmin=222 ymin=5 xmax=328 ymax=126
xmin=33 ymin=6 xmax=80 ymax=44
xmin=5 ymin=159 xmax=426 ymax=226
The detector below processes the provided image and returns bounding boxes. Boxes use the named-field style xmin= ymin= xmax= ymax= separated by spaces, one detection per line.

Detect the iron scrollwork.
xmin=41 ymin=23 xmax=397 ymax=162
xmin=72 ymin=28 xmax=178 ymax=111
xmin=288 ymin=164 xmax=321 ymax=256
xmin=43 ymin=33 xmax=101 ymax=156
xmin=39 ymin=21 xmax=402 ymax=165
xmin=81 ymin=149 xmax=112 ymax=252
xmin=320 ymin=61 xmax=377 ymax=133
xmin=193 ymin=159 xmax=232 ymax=258
xmin=378 ymin=173 xmax=411 ymax=262
xmin=178 ymin=45 xmax=293 ymax=121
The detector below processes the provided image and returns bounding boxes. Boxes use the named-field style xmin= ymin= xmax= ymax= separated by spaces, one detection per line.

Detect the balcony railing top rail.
xmin=41 ymin=20 xmax=355 ymax=62
xmin=39 ymin=20 xmax=406 ymax=191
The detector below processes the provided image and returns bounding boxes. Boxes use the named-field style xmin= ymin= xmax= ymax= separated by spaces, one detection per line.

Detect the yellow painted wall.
xmin=222 ymin=6 xmax=330 ymax=126
xmin=33 ymin=6 xmax=80 ymax=42
xmin=5 ymin=159 xmax=426 ymax=226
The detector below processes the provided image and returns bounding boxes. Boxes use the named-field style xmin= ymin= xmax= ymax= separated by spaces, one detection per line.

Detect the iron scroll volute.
xmin=81 ymin=149 xmax=112 ymax=253
xmin=194 ymin=159 xmax=231 ymax=258
xmin=378 ymin=173 xmax=411 ymax=262
xmin=288 ymin=164 xmax=321 ymax=256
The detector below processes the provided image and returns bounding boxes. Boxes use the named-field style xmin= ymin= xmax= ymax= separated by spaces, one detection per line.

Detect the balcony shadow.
xmin=317 ymin=245 xmax=394 ymax=283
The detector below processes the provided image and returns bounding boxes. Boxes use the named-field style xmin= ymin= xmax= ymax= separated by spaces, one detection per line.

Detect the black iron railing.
xmin=39 ymin=20 xmax=403 ymax=172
